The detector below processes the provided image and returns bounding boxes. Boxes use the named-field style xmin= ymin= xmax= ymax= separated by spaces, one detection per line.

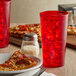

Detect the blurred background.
xmin=11 ymin=0 xmax=76 ymax=24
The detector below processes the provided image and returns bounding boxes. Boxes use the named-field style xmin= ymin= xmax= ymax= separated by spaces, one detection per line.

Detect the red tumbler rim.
xmin=0 ymin=0 xmax=11 ymax=2
xmin=40 ymin=11 xmax=68 ymax=16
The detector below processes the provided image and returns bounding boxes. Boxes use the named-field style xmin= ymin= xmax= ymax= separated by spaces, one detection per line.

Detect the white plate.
xmin=0 ymin=53 xmax=42 ymax=76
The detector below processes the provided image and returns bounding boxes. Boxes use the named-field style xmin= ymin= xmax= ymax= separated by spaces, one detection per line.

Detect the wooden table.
xmin=0 ymin=23 xmax=76 ymax=76
xmin=0 ymin=44 xmax=76 ymax=76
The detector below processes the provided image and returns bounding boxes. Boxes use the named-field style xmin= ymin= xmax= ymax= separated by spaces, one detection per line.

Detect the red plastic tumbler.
xmin=40 ymin=11 xmax=68 ymax=67
xmin=0 ymin=0 xmax=11 ymax=48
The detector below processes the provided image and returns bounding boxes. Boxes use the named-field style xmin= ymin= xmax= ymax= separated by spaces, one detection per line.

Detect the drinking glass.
xmin=0 ymin=0 xmax=11 ymax=48
xmin=40 ymin=11 xmax=68 ymax=67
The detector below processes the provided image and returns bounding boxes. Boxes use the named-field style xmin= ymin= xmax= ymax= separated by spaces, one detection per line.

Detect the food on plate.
xmin=67 ymin=28 xmax=74 ymax=35
xmin=10 ymin=24 xmax=41 ymax=43
xmin=0 ymin=51 xmax=37 ymax=71
xmin=67 ymin=26 xmax=76 ymax=35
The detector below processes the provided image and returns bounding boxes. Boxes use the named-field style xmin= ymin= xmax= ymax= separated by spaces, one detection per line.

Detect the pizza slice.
xmin=10 ymin=24 xmax=42 ymax=43
xmin=0 ymin=51 xmax=37 ymax=71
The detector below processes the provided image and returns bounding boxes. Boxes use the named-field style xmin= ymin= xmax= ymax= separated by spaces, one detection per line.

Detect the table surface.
xmin=0 ymin=23 xmax=76 ymax=76
xmin=0 ymin=45 xmax=76 ymax=76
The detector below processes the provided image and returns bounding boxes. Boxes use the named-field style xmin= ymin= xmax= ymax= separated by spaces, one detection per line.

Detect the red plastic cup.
xmin=40 ymin=11 xmax=68 ymax=67
xmin=0 ymin=0 xmax=11 ymax=48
